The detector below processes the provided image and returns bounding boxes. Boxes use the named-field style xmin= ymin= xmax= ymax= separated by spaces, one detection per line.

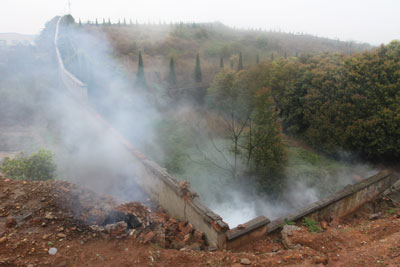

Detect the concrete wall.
xmin=55 ymin=17 xmax=88 ymax=103
xmin=268 ymin=170 xmax=396 ymax=232
xmin=54 ymin=16 xmax=229 ymax=248
xmin=226 ymin=216 xmax=270 ymax=249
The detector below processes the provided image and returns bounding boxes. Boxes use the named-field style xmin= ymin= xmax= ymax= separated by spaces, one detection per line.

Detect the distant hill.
xmin=80 ymin=22 xmax=374 ymax=86
xmin=0 ymin=33 xmax=36 ymax=46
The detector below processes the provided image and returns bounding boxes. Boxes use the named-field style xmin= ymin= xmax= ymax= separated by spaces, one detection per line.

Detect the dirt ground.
xmin=1 ymin=176 xmax=400 ymax=267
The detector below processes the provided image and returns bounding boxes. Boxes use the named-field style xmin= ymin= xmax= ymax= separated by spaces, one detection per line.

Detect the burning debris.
xmin=51 ymin=180 xmax=206 ymax=249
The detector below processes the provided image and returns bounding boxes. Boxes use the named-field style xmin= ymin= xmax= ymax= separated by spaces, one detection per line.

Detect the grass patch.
xmin=302 ymin=217 xmax=321 ymax=232
xmin=282 ymin=218 xmax=296 ymax=226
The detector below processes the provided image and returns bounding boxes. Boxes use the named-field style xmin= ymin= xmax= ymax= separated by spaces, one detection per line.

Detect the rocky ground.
xmin=1 ymin=176 xmax=400 ymax=267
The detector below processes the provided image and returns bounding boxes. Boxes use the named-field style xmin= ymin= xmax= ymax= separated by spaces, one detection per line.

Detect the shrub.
xmin=282 ymin=218 xmax=296 ymax=226
xmin=0 ymin=149 xmax=56 ymax=181
xmin=302 ymin=217 xmax=321 ymax=232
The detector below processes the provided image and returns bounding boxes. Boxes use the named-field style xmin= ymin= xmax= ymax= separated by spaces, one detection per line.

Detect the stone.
xmin=321 ymin=221 xmax=328 ymax=230
xmin=240 ymin=258 xmax=251 ymax=265
xmin=42 ymin=234 xmax=51 ymax=240
xmin=5 ymin=216 xmax=17 ymax=228
xmin=57 ymin=233 xmax=67 ymax=238
xmin=281 ymin=225 xmax=302 ymax=249
xmin=44 ymin=213 xmax=55 ymax=220
xmin=369 ymin=212 xmax=382 ymax=220
xmin=48 ymin=247 xmax=58 ymax=255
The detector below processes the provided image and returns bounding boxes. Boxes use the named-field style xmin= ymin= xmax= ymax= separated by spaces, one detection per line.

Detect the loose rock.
xmin=240 ymin=258 xmax=251 ymax=265
xmin=281 ymin=225 xmax=302 ymax=249
xmin=48 ymin=247 xmax=58 ymax=255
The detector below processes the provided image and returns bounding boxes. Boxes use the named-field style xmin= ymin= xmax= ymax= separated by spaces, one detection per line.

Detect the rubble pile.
xmin=152 ymin=212 xmax=206 ymax=250
xmin=51 ymin=180 xmax=206 ymax=250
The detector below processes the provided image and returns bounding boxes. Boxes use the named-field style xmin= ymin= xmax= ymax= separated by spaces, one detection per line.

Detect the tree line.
xmin=233 ymin=41 xmax=400 ymax=161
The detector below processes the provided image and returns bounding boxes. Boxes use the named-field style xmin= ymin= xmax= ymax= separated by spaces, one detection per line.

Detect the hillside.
xmin=80 ymin=22 xmax=373 ymax=87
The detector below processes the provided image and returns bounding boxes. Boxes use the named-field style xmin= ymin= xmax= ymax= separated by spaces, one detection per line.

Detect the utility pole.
xmin=67 ymin=0 xmax=72 ymax=14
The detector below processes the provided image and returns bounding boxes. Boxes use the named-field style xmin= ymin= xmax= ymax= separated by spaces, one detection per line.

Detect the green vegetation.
xmin=53 ymin=15 xmax=397 ymax=200
xmin=282 ymin=218 xmax=296 ymax=226
xmin=168 ymin=57 xmax=177 ymax=86
xmin=275 ymin=41 xmax=400 ymax=161
xmin=136 ymin=51 xmax=146 ymax=88
xmin=0 ymin=149 xmax=56 ymax=181
xmin=302 ymin=217 xmax=321 ymax=232
xmin=194 ymin=53 xmax=202 ymax=83
xmin=85 ymin=20 xmax=372 ymax=87
xmin=208 ymin=41 xmax=399 ymax=161
xmin=386 ymin=208 xmax=397 ymax=216
xmin=237 ymin=52 xmax=243 ymax=71
xmin=209 ymin=68 xmax=287 ymax=187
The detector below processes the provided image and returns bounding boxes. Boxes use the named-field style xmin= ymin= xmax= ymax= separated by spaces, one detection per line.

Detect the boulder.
xmin=281 ymin=225 xmax=302 ymax=249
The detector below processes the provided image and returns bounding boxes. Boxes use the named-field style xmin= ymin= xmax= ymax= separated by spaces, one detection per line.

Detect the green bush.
xmin=282 ymin=218 xmax=296 ymax=226
xmin=0 ymin=149 xmax=56 ymax=181
xmin=302 ymin=217 xmax=321 ymax=232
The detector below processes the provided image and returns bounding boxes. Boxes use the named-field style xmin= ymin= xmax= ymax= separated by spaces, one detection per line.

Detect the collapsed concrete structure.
xmin=54 ymin=17 xmax=398 ymax=249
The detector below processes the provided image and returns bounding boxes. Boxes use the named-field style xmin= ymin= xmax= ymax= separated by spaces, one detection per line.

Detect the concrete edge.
xmin=226 ymin=216 xmax=270 ymax=241
xmin=267 ymin=170 xmax=393 ymax=233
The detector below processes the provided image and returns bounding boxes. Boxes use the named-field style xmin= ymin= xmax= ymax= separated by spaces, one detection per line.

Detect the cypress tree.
xmin=124 ymin=18 xmax=127 ymax=25
xmin=95 ymin=18 xmax=98 ymax=26
xmin=237 ymin=52 xmax=243 ymax=71
xmin=102 ymin=18 xmax=105 ymax=25
xmin=220 ymin=56 xmax=224 ymax=68
xmin=136 ymin=52 xmax=146 ymax=88
xmin=130 ymin=19 xmax=133 ymax=25
xmin=108 ymin=18 xmax=111 ymax=25
xmin=256 ymin=54 xmax=260 ymax=64
xmin=168 ymin=57 xmax=177 ymax=85
xmin=79 ymin=18 xmax=82 ymax=26
xmin=118 ymin=19 xmax=121 ymax=26
xmin=194 ymin=54 xmax=202 ymax=83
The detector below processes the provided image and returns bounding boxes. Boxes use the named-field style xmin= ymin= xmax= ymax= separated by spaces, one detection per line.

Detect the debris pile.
xmin=51 ymin=180 xmax=206 ymax=249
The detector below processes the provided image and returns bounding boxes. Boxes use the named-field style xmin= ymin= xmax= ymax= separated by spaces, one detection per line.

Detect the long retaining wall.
xmin=267 ymin=170 xmax=396 ymax=232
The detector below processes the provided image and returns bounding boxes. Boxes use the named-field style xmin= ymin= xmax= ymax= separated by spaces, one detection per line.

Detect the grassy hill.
xmin=81 ymin=22 xmax=373 ymax=87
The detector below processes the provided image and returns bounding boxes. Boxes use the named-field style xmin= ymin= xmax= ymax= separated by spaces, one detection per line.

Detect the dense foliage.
xmin=244 ymin=41 xmax=400 ymax=161
xmin=0 ymin=150 xmax=56 ymax=181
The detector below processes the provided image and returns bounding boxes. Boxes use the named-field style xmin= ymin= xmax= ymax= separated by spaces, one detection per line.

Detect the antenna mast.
xmin=67 ymin=0 xmax=72 ymax=14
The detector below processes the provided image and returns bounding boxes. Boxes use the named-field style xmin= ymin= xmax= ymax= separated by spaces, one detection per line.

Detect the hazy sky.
xmin=0 ymin=0 xmax=399 ymax=45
